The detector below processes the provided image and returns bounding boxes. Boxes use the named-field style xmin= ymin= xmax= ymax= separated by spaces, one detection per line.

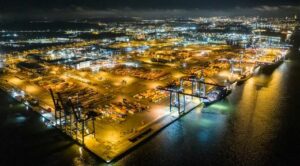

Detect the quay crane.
xmin=49 ymin=88 xmax=97 ymax=145
xmin=180 ymin=74 xmax=226 ymax=96
xmin=157 ymin=81 xmax=207 ymax=114
xmin=179 ymin=74 xmax=232 ymax=106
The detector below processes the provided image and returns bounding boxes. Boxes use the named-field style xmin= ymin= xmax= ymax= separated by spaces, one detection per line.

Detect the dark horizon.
xmin=0 ymin=0 xmax=300 ymax=20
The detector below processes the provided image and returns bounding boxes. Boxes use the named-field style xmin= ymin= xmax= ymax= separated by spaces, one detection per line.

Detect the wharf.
xmin=84 ymin=100 xmax=202 ymax=162
xmin=0 ymin=79 xmax=203 ymax=163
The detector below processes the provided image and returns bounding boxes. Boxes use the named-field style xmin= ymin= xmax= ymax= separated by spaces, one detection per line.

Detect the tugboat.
xmin=203 ymin=86 xmax=232 ymax=106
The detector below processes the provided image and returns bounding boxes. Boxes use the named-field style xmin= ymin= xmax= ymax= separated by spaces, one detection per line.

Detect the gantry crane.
xmin=157 ymin=81 xmax=207 ymax=115
xmin=180 ymin=74 xmax=225 ymax=96
xmin=49 ymin=88 xmax=97 ymax=145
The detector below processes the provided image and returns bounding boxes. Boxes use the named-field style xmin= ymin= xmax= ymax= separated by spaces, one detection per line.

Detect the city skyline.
xmin=0 ymin=0 xmax=299 ymax=20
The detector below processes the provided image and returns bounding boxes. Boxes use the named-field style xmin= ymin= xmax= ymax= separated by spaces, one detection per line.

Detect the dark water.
xmin=1 ymin=51 xmax=300 ymax=166
xmin=0 ymin=92 xmax=99 ymax=165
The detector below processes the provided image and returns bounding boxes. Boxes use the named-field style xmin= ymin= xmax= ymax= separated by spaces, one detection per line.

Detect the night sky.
xmin=0 ymin=0 xmax=299 ymax=19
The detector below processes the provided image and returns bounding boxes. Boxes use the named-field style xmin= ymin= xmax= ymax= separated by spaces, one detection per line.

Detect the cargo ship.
xmin=203 ymin=86 xmax=232 ymax=106
xmin=259 ymin=58 xmax=284 ymax=74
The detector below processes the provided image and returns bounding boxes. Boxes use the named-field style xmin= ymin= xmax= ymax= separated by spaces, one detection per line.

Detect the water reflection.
xmin=197 ymin=113 xmax=227 ymax=144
